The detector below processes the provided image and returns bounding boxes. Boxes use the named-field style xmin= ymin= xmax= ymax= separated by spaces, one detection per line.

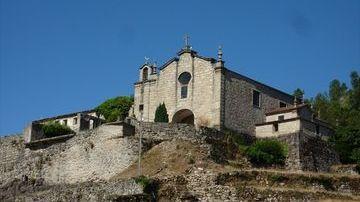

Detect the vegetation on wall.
xmin=246 ymin=139 xmax=288 ymax=166
xmin=41 ymin=122 xmax=74 ymax=138
xmin=154 ymin=103 xmax=169 ymax=123
xmin=307 ymin=71 xmax=360 ymax=164
xmin=95 ymin=96 xmax=134 ymax=122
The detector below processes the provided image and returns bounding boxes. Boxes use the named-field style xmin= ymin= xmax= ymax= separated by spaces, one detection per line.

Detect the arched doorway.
xmin=172 ymin=109 xmax=194 ymax=125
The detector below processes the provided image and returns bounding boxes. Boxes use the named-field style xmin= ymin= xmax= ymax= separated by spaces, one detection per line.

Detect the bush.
xmin=223 ymin=129 xmax=251 ymax=154
xmin=41 ymin=122 xmax=74 ymax=138
xmin=134 ymin=175 xmax=154 ymax=193
xmin=154 ymin=103 xmax=169 ymax=123
xmin=350 ymin=148 xmax=360 ymax=165
xmin=95 ymin=96 xmax=133 ymax=122
xmin=246 ymin=139 xmax=288 ymax=166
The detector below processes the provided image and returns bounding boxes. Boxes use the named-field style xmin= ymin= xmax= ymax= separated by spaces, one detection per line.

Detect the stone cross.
xmin=184 ymin=34 xmax=190 ymax=48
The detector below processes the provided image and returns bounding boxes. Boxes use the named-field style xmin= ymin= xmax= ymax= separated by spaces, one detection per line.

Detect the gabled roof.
xmin=265 ymin=104 xmax=309 ymax=116
xmin=34 ymin=109 xmax=96 ymax=123
xmin=160 ymin=48 xmax=216 ymax=71
xmin=159 ymin=57 xmax=179 ymax=70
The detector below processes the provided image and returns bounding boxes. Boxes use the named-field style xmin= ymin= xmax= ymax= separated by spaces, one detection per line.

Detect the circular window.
xmin=178 ymin=72 xmax=191 ymax=85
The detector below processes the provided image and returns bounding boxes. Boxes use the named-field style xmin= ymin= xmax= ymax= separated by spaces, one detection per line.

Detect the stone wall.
xmin=1 ymin=178 xmax=143 ymax=202
xmin=134 ymin=121 xmax=198 ymax=141
xmin=299 ymin=130 xmax=340 ymax=172
xmin=222 ymin=69 xmax=294 ymax=136
xmin=134 ymin=50 xmax=222 ymax=128
xmin=276 ymin=131 xmax=340 ymax=172
xmin=0 ymin=123 xmax=138 ymax=186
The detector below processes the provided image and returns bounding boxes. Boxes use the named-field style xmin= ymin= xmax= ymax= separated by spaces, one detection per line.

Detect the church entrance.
xmin=172 ymin=109 xmax=194 ymax=125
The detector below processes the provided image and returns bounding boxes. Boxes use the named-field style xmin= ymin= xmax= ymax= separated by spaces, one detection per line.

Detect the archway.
xmin=172 ymin=109 xmax=194 ymax=125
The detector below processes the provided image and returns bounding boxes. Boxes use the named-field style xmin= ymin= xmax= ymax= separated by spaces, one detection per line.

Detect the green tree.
xmin=293 ymin=88 xmax=305 ymax=99
xmin=349 ymin=71 xmax=360 ymax=110
xmin=154 ymin=103 xmax=169 ymax=123
xmin=42 ymin=122 xmax=74 ymax=138
xmin=310 ymin=71 xmax=360 ymax=164
xmin=95 ymin=96 xmax=133 ymax=122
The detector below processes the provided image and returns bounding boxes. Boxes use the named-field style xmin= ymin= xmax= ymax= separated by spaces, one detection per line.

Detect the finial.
xmin=218 ymin=45 xmax=223 ymax=61
xmin=294 ymin=96 xmax=298 ymax=106
xmin=184 ymin=34 xmax=190 ymax=50
xmin=144 ymin=56 xmax=150 ymax=65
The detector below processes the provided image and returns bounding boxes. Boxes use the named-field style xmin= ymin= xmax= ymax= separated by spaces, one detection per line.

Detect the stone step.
xmin=238 ymin=185 xmax=360 ymax=201
xmin=216 ymin=169 xmax=360 ymax=196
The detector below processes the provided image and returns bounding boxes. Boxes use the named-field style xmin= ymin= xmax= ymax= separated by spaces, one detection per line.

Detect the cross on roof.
xmin=184 ymin=34 xmax=190 ymax=48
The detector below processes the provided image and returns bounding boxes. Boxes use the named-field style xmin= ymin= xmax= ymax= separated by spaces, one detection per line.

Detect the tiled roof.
xmin=265 ymin=104 xmax=308 ymax=116
xmin=34 ymin=109 xmax=96 ymax=123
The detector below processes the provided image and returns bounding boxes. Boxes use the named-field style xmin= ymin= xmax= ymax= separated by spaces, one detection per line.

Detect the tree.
xmin=329 ymin=79 xmax=347 ymax=103
xmin=154 ymin=103 xmax=169 ymax=123
xmin=310 ymin=71 xmax=360 ymax=164
xmin=293 ymin=88 xmax=305 ymax=99
xmin=349 ymin=71 xmax=360 ymax=110
xmin=95 ymin=96 xmax=133 ymax=122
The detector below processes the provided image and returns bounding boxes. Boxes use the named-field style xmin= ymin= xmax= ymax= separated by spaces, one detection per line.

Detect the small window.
xmin=142 ymin=67 xmax=148 ymax=81
xmin=252 ymin=90 xmax=260 ymax=107
xmin=278 ymin=115 xmax=284 ymax=121
xmin=273 ymin=123 xmax=279 ymax=132
xmin=279 ymin=102 xmax=287 ymax=108
xmin=139 ymin=104 xmax=144 ymax=111
xmin=181 ymin=86 xmax=188 ymax=98
xmin=73 ymin=117 xmax=78 ymax=125
xmin=55 ymin=120 xmax=60 ymax=124
xmin=63 ymin=119 xmax=67 ymax=126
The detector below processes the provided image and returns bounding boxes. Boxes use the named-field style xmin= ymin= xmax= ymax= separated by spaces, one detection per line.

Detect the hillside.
xmin=1 ymin=122 xmax=359 ymax=201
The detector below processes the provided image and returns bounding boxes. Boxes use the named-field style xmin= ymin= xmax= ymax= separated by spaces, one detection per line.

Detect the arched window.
xmin=142 ymin=67 xmax=148 ymax=81
xmin=178 ymin=72 xmax=191 ymax=99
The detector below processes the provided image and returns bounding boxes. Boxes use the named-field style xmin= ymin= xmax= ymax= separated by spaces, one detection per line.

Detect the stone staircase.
xmin=158 ymin=168 xmax=360 ymax=201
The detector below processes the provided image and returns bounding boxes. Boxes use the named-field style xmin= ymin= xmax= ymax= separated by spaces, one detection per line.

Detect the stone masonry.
xmin=133 ymin=44 xmax=294 ymax=136
xmin=0 ymin=123 xmax=138 ymax=186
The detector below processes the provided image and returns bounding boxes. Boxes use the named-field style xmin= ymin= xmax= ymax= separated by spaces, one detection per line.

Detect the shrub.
xmin=223 ymin=129 xmax=251 ymax=154
xmin=246 ymin=139 xmax=288 ymax=166
xmin=95 ymin=96 xmax=133 ymax=122
xmin=154 ymin=103 xmax=169 ymax=123
xmin=350 ymin=148 xmax=360 ymax=165
xmin=134 ymin=175 xmax=154 ymax=193
xmin=41 ymin=122 xmax=74 ymax=138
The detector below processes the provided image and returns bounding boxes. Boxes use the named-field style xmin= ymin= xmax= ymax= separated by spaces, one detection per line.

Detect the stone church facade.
xmin=133 ymin=44 xmax=294 ymax=136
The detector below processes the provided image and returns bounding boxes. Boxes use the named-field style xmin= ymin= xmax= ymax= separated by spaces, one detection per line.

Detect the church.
xmin=133 ymin=41 xmax=295 ymax=136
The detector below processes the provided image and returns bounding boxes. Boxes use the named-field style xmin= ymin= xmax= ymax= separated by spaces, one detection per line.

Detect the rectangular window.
xmin=252 ymin=90 xmax=260 ymax=107
xmin=63 ymin=119 xmax=67 ymax=126
xmin=273 ymin=123 xmax=279 ymax=132
xmin=139 ymin=104 xmax=144 ymax=111
xmin=73 ymin=117 xmax=78 ymax=125
xmin=279 ymin=102 xmax=287 ymax=108
xmin=181 ymin=86 xmax=188 ymax=99
xmin=278 ymin=115 xmax=284 ymax=121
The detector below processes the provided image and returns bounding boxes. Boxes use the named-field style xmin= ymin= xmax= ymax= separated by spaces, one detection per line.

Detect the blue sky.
xmin=0 ymin=0 xmax=359 ymax=135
